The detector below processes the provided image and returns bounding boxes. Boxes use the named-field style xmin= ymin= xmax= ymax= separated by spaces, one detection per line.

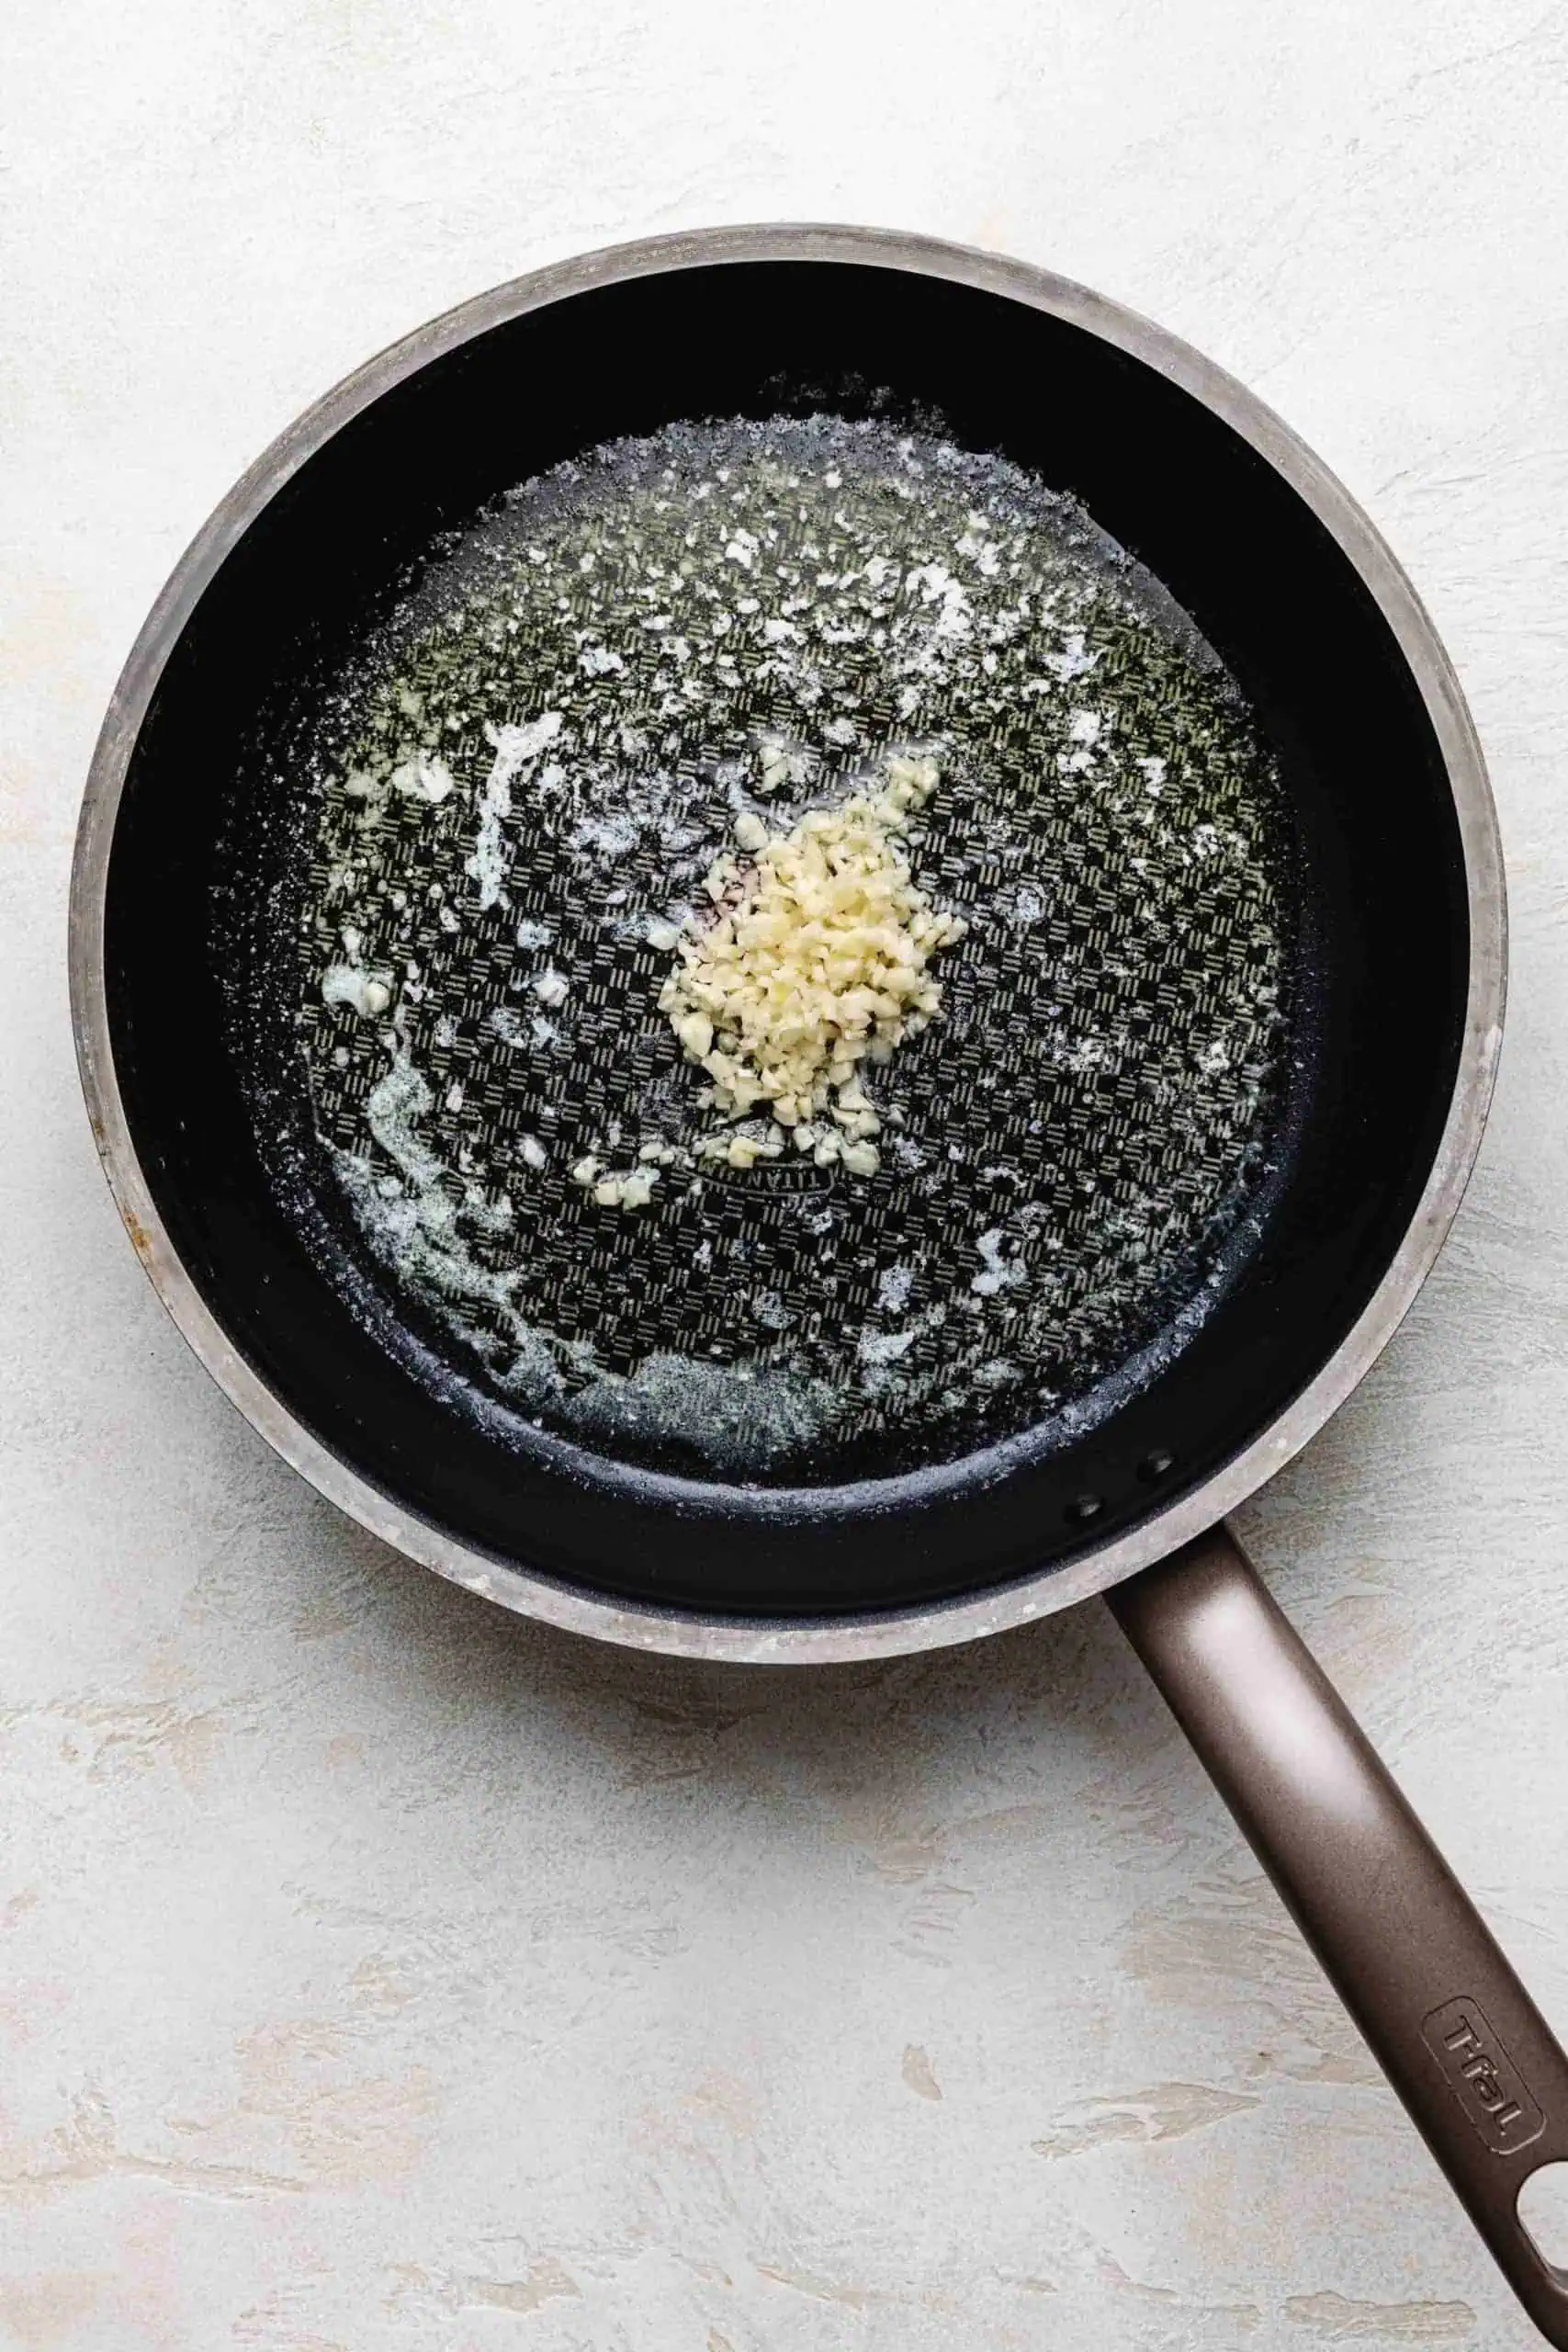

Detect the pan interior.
xmin=240 ymin=414 xmax=1290 ymax=1484
xmin=103 ymin=255 xmax=1471 ymax=1613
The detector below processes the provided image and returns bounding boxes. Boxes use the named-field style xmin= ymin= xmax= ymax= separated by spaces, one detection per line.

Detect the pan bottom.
xmin=229 ymin=413 xmax=1292 ymax=1487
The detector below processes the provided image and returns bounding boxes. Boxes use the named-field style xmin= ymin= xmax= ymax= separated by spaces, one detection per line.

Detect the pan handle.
xmin=1109 ymin=1522 xmax=1568 ymax=2346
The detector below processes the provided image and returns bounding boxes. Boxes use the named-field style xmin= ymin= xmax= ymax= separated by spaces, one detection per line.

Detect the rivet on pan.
xmin=1137 ymin=1448 xmax=1176 ymax=1483
xmin=1066 ymin=1494 xmax=1103 ymax=1524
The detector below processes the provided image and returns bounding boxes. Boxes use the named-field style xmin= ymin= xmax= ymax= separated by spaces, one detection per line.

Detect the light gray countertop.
xmin=6 ymin=5 xmax=1568 ymax=2345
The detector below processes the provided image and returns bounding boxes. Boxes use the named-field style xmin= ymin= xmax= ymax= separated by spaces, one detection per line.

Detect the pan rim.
xmin=68 ymin=221 xmax=1506 ymax=1664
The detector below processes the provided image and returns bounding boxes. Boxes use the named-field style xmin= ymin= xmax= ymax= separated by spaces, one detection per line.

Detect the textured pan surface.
xmin=250 ymin=415 xmax=1289 ymax=1481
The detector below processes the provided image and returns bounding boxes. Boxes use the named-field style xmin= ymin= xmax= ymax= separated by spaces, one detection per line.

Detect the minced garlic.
xmin=570 ymin=1152 xmax=660 ymax=1210
xmin=594 ymin=1168 xmax=659 ymax=1210
xmin=657 ymin=752 xmax=964 ymax=1174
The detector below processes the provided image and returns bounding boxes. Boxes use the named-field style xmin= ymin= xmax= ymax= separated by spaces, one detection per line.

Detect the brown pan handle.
xmin=1109 ymin=1522 xmax=1568 ymax=2345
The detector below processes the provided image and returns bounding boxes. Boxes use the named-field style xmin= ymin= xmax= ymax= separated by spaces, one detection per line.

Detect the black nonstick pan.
xmin=70 ymin=225 xmax=1568 ymax=2335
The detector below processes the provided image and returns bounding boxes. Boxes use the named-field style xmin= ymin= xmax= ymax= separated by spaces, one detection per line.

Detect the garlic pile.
xmin=655 ymin=751 xmax=965 ymax=1176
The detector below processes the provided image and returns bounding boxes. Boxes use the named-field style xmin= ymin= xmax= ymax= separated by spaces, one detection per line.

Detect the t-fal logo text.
xmin=1422 ymin=1997 xmax=1544 ymax=2154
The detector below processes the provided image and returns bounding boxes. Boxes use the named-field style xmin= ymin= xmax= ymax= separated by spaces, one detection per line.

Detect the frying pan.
xmin=69 ymin=224 xmax=1568 ymax=2335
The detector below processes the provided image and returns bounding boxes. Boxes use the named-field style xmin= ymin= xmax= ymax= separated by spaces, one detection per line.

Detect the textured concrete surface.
xmin=6 ymin=3 xmax=1568 ymax=2345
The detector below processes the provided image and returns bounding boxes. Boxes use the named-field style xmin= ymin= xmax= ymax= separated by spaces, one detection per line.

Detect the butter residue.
xmin=656 ymin=752 xmax=964 ymax=1175
xmin=467 ymin=710 xmax=565 ymax=910
xmin=321 ymin=963 xmax=392 ymax=1017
